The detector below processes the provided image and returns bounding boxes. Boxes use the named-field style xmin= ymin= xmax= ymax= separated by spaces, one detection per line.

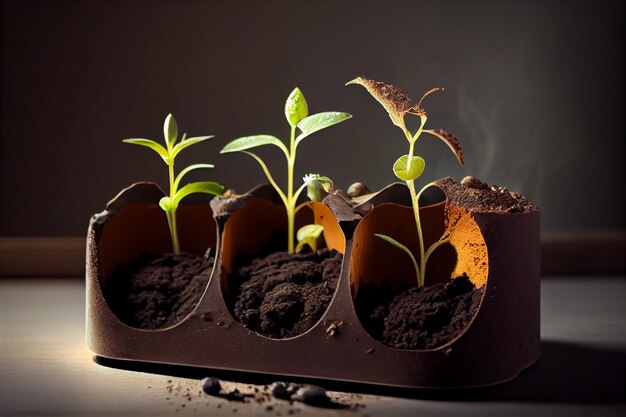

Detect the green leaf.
xmin=375 ymin=233 xmax=407 ymax=252
xmin=306 ymin=181 xmax=326 ymax=202
xmin=295 ymin=112 xmax=352 ymax=146
xmin=295 ymin=224 xmax=324 ymax=253
xmin=221 ymin=135 xmax=289 ymax=158
xmin=375 ymin=233 xmax=421 ymax=286
xmin=295 ymin=174 xmax=333 ymax=203
xmin=392 ymin=154 xmax=425 ymax=181
xmin=123 ymin=138 xmax=169 ymax=163
xmin=171 ymin=135 xmax=214 ymax=158
xmin=304 ymin=174 xmax=333 ymax=202
xmin=241 ymin=151 xmax=288 ymax=207
xmin=171 ymin=181 xmax=224 ymax=210
xmin=297 ymin=224 xmax=324 ymax=241
xmin=159 ymin=196 xmax=172 ymax=212
xmin=303 ymin=173 xmax=332 ymax=190
xmin=174 ymin=163 xmax=215 ymax=190
xmin=285 ymin=87 xmax=308 ymax=127
xmin=164 ymin=113 xmax=178 ymax=147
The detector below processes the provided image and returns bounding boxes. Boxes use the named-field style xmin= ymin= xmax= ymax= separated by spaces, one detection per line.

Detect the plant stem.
xmin=404 ymin=130 xmax=425 ymax=288
xmin=424 ymin=238 xmax=450 ymax=266
xmin=166 ymin=210 xmax=180 ymax=254
xmin=407 ymin=179 xmax=425 ymax=288
xmin=168 ymin=159 xmax=180 ymax=254
xmin=407 ymin=141 xmax=415 ymax=173
xmin=287 ymin=125 xmax=297 ymax=253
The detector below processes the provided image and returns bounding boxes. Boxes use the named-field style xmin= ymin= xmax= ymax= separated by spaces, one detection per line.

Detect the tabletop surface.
xmin=1 ymin=277 xmax=625 ymax=417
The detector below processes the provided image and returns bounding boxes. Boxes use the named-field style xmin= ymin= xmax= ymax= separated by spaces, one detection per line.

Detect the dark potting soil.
xmin=227 ymin=247 xmax=343 ymax=339
xmin=104 ymin=252 xmax=213 ymax=329
xmin=355 ymin=275 xmax=483 ymax=350
xmin=436 ymin=176 xmax=537 ymax=213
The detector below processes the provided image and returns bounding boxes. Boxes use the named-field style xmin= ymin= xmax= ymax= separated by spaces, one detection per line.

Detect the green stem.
xmin=166 ymin=210 xmax=180 ymax=254
xmin=424 ymin=238 xmax=450 ymax=266
xmin=376 ymin=233 xmax=421 ymax=280
xmin=419 ymin=182 xmax=450 ymax=274
xmin=287 ymin=125 xmax=297 ymax=253
xmin=404 ymin=131 xmax=425 ymax=287
xmin=407 ymin=141 xmax=415 ymax=173
xmin=168 ymin=159 xmax=180 ymax=254
xmin=408 ymin=245 xmax=420 ymax=285
xmin=407 ymin=179 xmax=425 ymax=288
xmin=412 ymin=116 xmax=427 ymax=142
xmin=287 ymin=199 xmax=295 ymax=254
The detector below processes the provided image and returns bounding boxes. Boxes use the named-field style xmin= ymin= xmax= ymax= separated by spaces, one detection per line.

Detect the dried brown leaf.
xmin=423 ymin=129 xmax=464 ymax=166
xmin=417 ymin=87 xmax=445 ymax=108
xmin=346 ymin=76 xmax=415 ymax=129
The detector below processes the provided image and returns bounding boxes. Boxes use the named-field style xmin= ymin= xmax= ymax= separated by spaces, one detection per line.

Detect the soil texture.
xmin=436 ymin=176 xmax=537 ymax=213
xmin=355 ymin=275 xmax=483 ymax=350
xmin=228 ymin=247 xmax=343 ymax=339
xmin=104 ymin=252 xmax=213 ymax=329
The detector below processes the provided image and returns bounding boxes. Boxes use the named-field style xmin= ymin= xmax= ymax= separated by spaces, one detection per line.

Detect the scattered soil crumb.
xmin=166 ymin=376 xmax=367 ymax=413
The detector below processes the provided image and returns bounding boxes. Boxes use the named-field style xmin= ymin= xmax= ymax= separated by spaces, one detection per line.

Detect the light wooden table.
xmin=1 ymin=278 xmax=625 ymax=416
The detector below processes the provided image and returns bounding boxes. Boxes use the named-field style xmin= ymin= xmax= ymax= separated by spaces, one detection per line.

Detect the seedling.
xmin=123 ymin=114 xmax=224 ymax=254
xmin=221 ymin=88 xmax=351 ymax=253
xmin=295 ymin=224 xmax=324 ymax=253
xmin=347 ymin=77 xmax=464 ymax=288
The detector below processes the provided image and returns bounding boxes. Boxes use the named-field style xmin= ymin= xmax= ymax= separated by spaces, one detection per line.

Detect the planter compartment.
xmin=87 ymin=180 xmax=540 ymax=388
xmin=218 ymin=190 xmax=348 ymax=339
xmin=350 ymin=182 xmax=539 ymax=386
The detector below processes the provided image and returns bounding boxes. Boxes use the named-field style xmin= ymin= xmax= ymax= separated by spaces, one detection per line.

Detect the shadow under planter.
xmin=94 ymin=341 xmax=625 ymax=404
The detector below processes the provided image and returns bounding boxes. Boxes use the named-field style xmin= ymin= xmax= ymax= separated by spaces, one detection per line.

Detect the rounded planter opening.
xmin=350 ymin=186 xmax=489 ymax=351
xmin=93 ymin=183 xmax=217 ymax=330
xmin=220 ymin=197 xmax=346 ymax=340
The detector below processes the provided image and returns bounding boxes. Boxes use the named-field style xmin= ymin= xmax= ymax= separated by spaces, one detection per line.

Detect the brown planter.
xmin=86 ymin=180 xmax=540 ymax=388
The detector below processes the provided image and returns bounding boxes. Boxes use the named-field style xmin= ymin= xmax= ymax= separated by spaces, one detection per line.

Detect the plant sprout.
xmin=124 ymin=113 xmax=224 ymax=254
xmin=295 ymin=224 xmax=324 ymax=253
xmin=347 ymin=77 xmax=464 ymax=288
xmin=221 ymin=88 xmax=351 ymax=254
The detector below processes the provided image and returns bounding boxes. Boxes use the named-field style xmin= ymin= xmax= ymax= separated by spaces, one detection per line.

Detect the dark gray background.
xmin=1 ymin=0 xmax=624 ymax=236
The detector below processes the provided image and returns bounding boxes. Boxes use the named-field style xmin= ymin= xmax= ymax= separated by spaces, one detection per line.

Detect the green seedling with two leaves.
xmin=347 ymin=77 xmax=464 ymax=288
xmin=123 ymin=114 xmax=224 ymax=254
xmin=221 ymin=88 xmax=351 ymax=254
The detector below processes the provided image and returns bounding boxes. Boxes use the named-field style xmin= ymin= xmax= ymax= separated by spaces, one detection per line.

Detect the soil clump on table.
xmin=227 ymin=246 xmax=343 ymax=339
xmin=355 ymin=275 xmax=483 ymax=350
xmin=195 ymin=377 xmax=360 ymax=410
xmin=104 ymin=252 xmax=213 ymax=329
